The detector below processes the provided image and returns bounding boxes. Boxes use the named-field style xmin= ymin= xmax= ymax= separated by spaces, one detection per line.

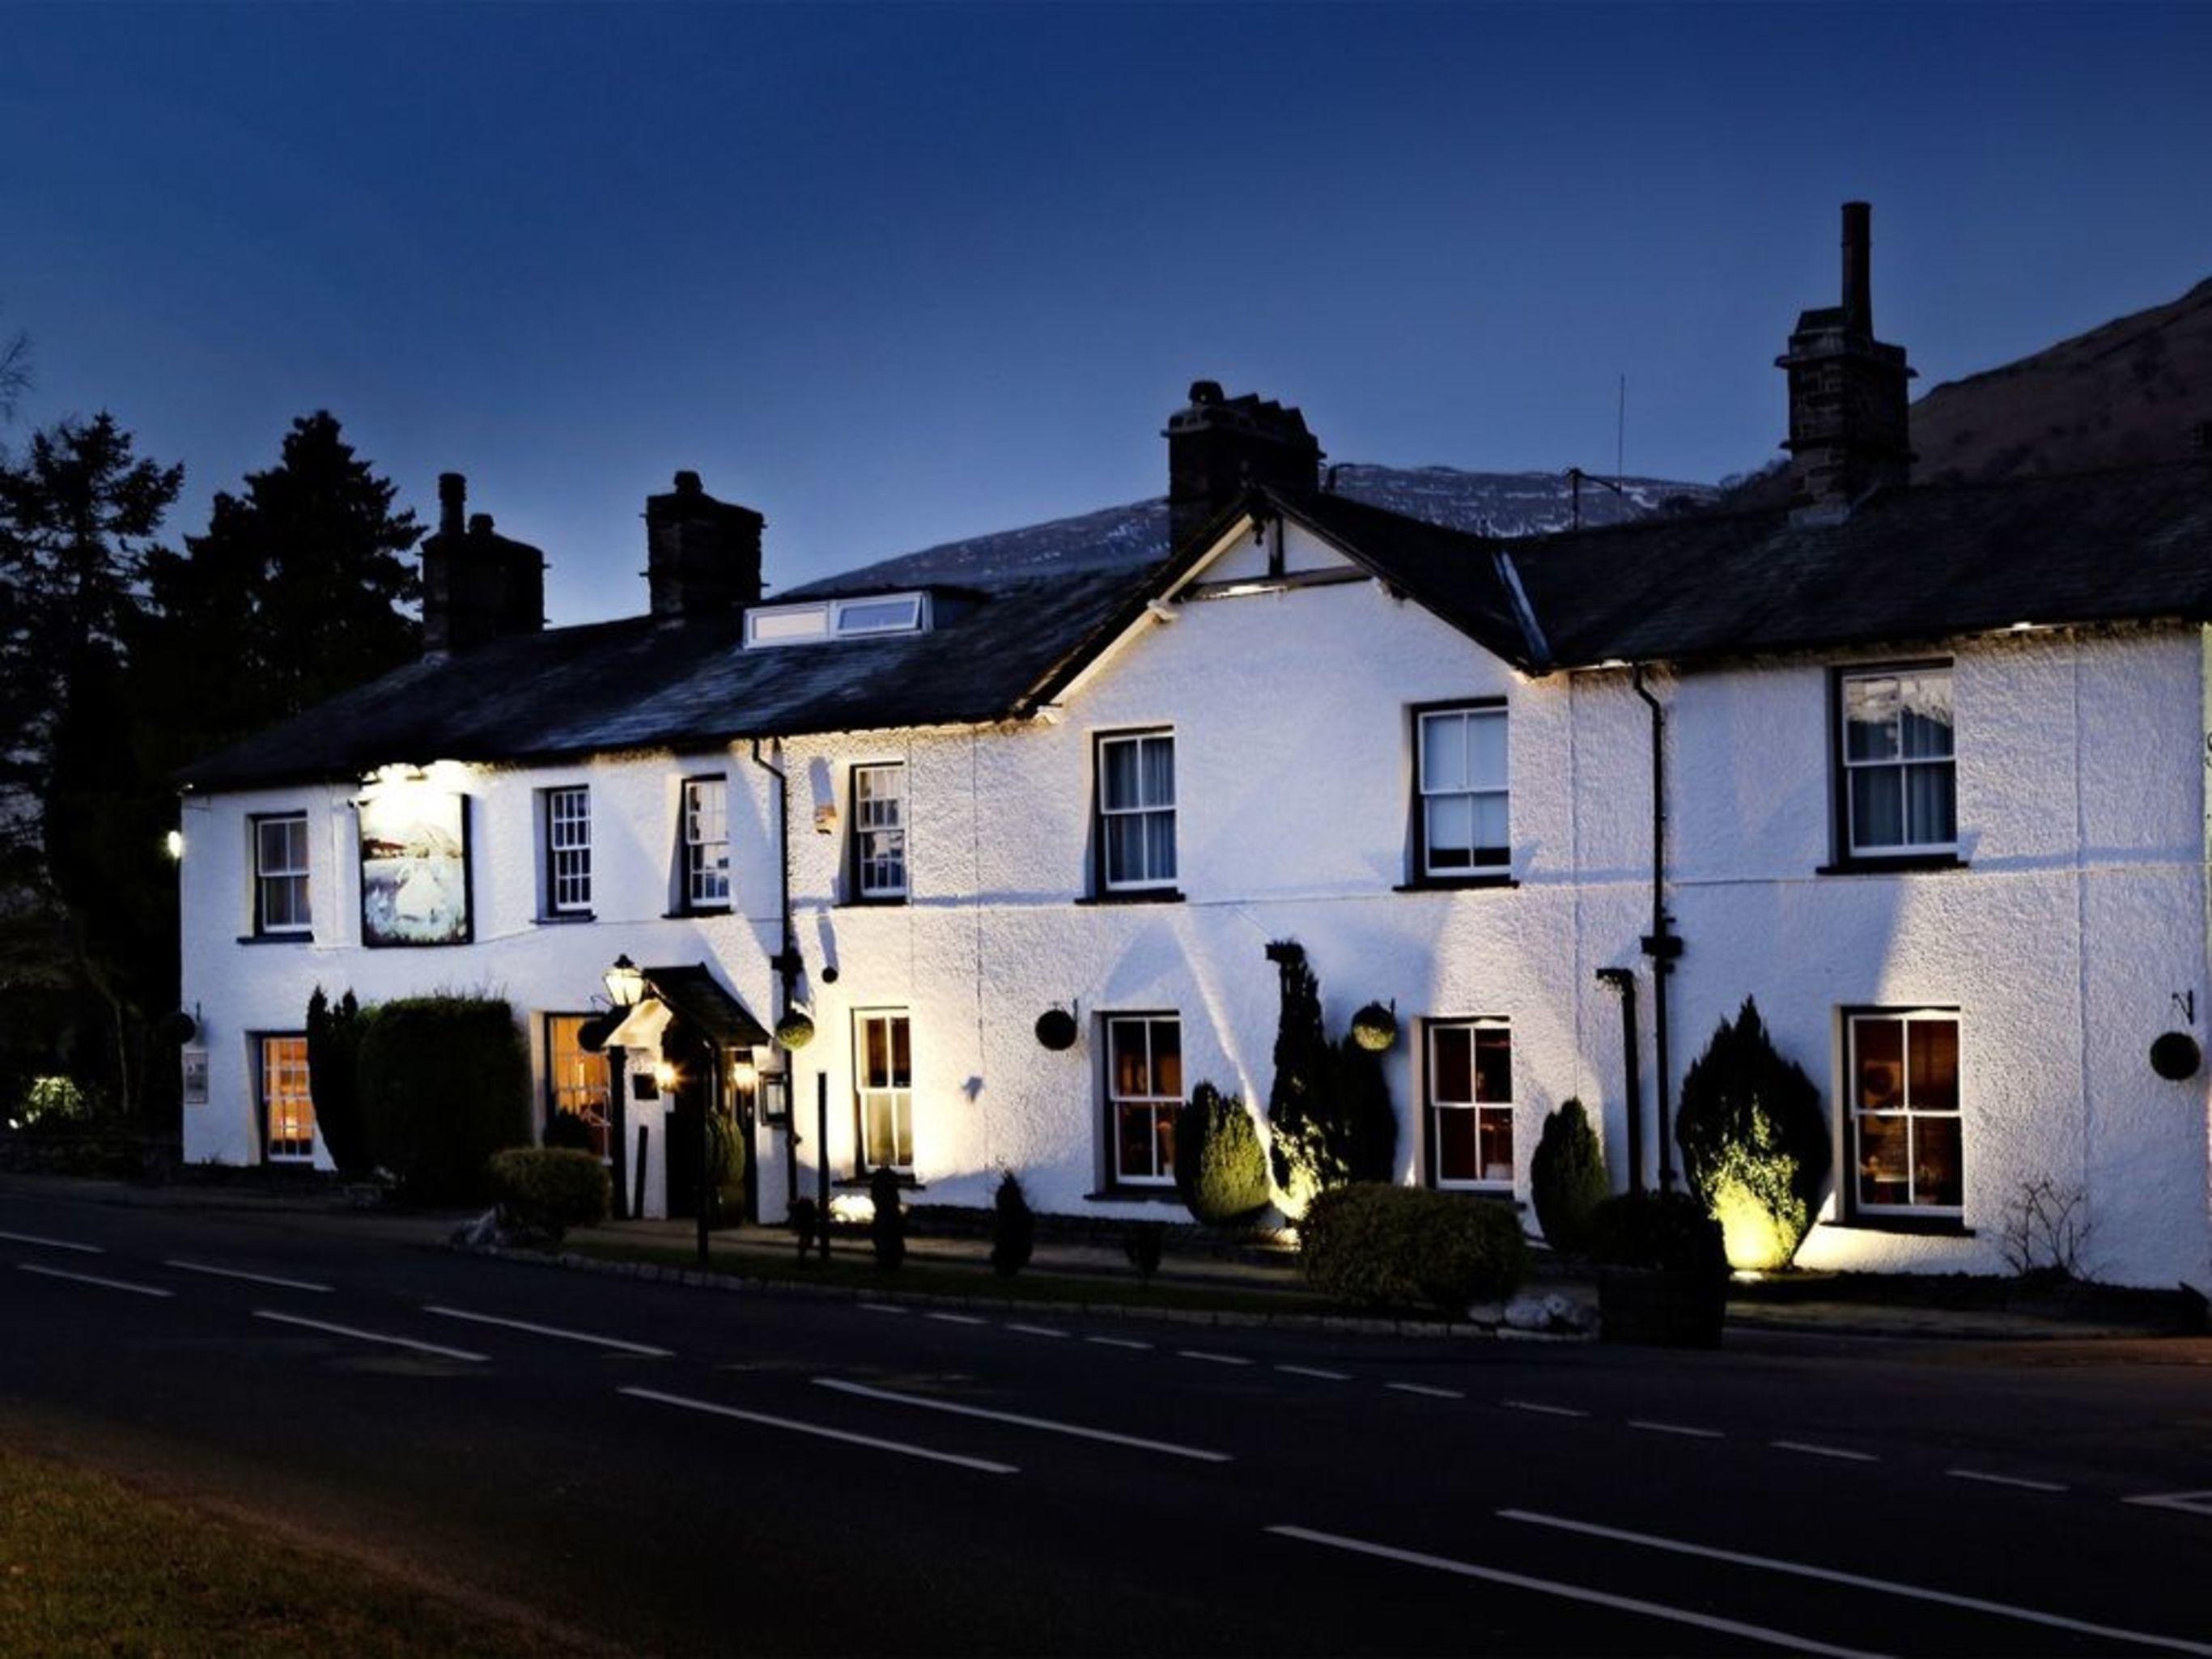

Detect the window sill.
xmin=237 ymin=931 xmax=313 ymax=945
xmin=1819 ymin=1216 xmax=1974 ymax=1237
xmin=1395 ymin=874 xmax=1519 ymax=893
xmin=664 ymin=906 xmax=733 ymax=919
xmin=1075 ymin=889 xmax=1187 ymax=906
xmin=1427 ymin=1187 xmax=1526 ymax=1210
xmin=833 ymin=1173 xmax=926 ymax=1191
xmin=1815 ymin=855 xmax=1968 ymax=876
xmin=536 ymin=911 xmax=597 ymax=925
xmin=1083 ymin=1188 xmax=1185 ymax=1204
xmin=834 ymin=895 xmax=909 ymax=910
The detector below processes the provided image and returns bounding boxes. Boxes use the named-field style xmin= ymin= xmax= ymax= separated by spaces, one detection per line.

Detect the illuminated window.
xmin=1097 ymin=732 xmax=1176 ymax=893
xmin=1105 ymin=1014 xmax=1180 ymax=1186
xmin=1428 ymin=1020 xmax=1512 ymax=1188
xmin=851 ymin=763 xmax=907 ymax=900
xmin=252 ymin=812 xmax=312 ymax=936
xmin=1848 ymin=1010 xmax=1961 ymax=1215
xmin=681 ymin=776 xmax=730 ymax=909
xmin=856 ymin=1011 xmax=912 ymax=1172
xmin=1838 ymin=667 xmax=1955 ymax=858
xmin=1416 ymin=706 xmax=1509 ymax=876
xmin=543 ymin=786 xmax=592 ymax=914
xmin=545 ymin=1014 xmax=611 ymax=1160
xmin=260 ymin=1034 xmax=315 ymax=1162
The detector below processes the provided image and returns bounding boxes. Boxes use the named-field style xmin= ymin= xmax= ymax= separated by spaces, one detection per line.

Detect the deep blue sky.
xmin=6 ymin=3 xmax=2210 ymax=624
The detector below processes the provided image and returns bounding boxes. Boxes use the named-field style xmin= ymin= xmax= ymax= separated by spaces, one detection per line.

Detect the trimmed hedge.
xmin=1586 ymin=1190 xmax=1726 ymax=1276
xmin=488 ymin=1148 xmax=609 ymax=1240
xmin=1173 ymin=1083 xmax=1271 ymax=1226
xmin=1531 ymin=1098 xmax=1609 ymax=1255
xmin=355 ymin=996 xmax=531 ymax=1202
xmin=1298 ymin=1183 xmax=1529 ymax=1316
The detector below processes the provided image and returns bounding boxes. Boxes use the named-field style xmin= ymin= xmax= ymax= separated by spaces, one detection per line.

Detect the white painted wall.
xmin=177 ymin=520 xmax=2212 ymax=1290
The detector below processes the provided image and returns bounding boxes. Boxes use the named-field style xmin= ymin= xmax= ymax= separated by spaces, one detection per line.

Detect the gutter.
xmin=1631 ymin=664 xmax=1682 ymax=1191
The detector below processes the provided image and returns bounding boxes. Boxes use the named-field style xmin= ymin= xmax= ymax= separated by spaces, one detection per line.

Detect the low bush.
xmin=1586 ymin=1190 xmax=1726 ymax=1276
xmin=1123 ymin=1220 xmax=1165 ymax=1283
xmin=869 ymin=1165 xmax=906 ymax=1271
xmin=704 ymin=1109 xmax=747 ymax=1228
xmin=1173 ymin=1083 xmax=1271 ymax=1226
xmin=487 ymin=1148 xmax=609 ymax=1241
xmin=989 ymin=1170 xmax=1035 ymax=1276
xmin=1531 ymin=1098 xmax=1609 ymax=1255
xmin=14 ymin=1076 xmax=91 ymax=1131
xmin=355 ymin=996 xmax=531 ymax=1203
xmin=1298 ymin=1183 xmax=1529 ymax=1316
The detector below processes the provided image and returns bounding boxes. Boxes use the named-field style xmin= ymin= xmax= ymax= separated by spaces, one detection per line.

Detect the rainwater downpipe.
xmin=1632 ymin=664 xmax=1682 ymax=1192
xmin=1594 ymin=967 xmax=1644 ymax=1194
xmin=749 ymin=740 xmax=801 ymax=1203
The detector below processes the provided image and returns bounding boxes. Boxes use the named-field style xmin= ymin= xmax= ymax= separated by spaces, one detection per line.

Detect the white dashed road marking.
xmin=622 ymin=1386 xmax=1016 ymax=1475
xmin=815 ymin=1378 xmax=1233 ymax=1463
xmin=0 ymin=1230 xmax=103 ymax=1254
xmin=16 ymin=1262 xmax=170 ymax=1297
xmin=860 ymin=1301 xmax=908 ymax=1315
xmin=1177 ymin=1350 xmax=1252 ymax=1367
xmin=1267 ymin=1524 xmax=1879 ymax=1658
xmin=163 ymin=1259 xmax=332 ymax=1293
xmin=253 ymin=1309 xmax=487 ymax=1363
xmin=1629 ymin=1419 xmax=1724 ymax=1440
xmin=1386 ymin=1381 xmax=1464 ymax=1399
xmin=926 ymin=1312 xmax=987 ymax=1326
xmin=1005 ymin=1323 xmax=1068 ymax=1339
xmin=1084 ymin=1335 xmax=1153 ymax=1351
xmin=422 ymin=1305 xmax=672 ymax=1356
xmin=2123 ymin=1491 xmax=2212 ymax=1517
xmin=1502 ymin=1399 xmax=1588 ymax=1419
xmin=1501 ymin=1509 xmax=2212 ymax=1657
xmin=1770 ymin=1439 xmax=1878 ymax=1463
xmin=1945 ymin=1468 xmax=2068 ymax=1493
xmin=1276 ymin=1364 xmax=1350 ymax=1381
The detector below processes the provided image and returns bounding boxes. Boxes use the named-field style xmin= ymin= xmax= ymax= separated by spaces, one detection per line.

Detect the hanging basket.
xmin=1034 ymin=1007 xmax=1078 ymax=1052
xmin=775 ymin=1008 xmax=817 ymax=1050
xmin=157 ymin=1009 xmax=200 ymax=1046
xmin=1350 ymin=1001 xmax=1399 ymax=1052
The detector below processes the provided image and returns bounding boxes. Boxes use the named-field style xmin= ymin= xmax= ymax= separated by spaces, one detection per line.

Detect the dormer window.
xmin=744 ymin=592 xmax=930 ymax=648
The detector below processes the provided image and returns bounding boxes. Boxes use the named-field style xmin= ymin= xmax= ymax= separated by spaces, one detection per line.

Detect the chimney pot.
xmin=420 ymin=482 xmax=545 ymax=656
xmin=673 ymin=469 xmax=703 ymax=495
xmin=437 ymin=472 xmax=466 ymax=539
xmin=468 ymin=512 xmax=495 ymax=537
xmin=1842 ymin=201 xmax=1873 ymax=331
xmin=645 ymin=473 xmax=764 ymax=623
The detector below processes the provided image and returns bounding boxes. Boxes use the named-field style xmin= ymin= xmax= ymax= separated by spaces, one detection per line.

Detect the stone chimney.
xmin=645 ymin=471 xmax=764 ymax=624
xmin=418 ymin=473 xmax=546 ymax=655
xmin=1777 ymin=202 xmax=1916 ymax=520
xmin=1164 ymin=381 xmax=1323 ymax=552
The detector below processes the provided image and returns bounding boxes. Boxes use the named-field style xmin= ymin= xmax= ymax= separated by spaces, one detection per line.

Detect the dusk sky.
xmin=6 ymin=2 xmax=2210 ymax=624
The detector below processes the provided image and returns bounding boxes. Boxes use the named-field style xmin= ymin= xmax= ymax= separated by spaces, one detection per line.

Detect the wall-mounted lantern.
xmin=1034 ymin=1004 xmax=1079 ymax=1051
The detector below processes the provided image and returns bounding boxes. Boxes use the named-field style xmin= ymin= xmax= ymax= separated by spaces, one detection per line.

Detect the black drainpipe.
xmin=1594 ymin=967 xmax=1644 ymax=1194
xmin=749 ymin=740 xmax=801 ymax=1202
xmin=1631 ymin=665 xmax=1682 ymax=1191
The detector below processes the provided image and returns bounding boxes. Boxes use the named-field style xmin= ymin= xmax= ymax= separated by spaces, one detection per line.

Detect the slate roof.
xmin=182 ymin=456 xmax=2211 ymax=791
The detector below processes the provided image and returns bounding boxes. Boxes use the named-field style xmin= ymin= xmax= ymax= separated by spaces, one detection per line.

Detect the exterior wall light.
xmin=163 ymin=830 xmax=185 ymax=861
xmin=653 ymin=1060 xmax=680 ymax=1093
xmin=731 ymin=1055 xmax=759 ymax=1090
xmin=604 ymin=954 xmax=646 ymax=1008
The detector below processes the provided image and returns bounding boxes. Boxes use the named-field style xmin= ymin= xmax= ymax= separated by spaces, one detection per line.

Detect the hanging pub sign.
xmin=358 ymin=783 xmax=473 ymax=947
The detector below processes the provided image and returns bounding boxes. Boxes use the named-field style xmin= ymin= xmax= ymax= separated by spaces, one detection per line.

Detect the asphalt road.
xmin=5 ymin=1184 xmax=2212 ymax=1657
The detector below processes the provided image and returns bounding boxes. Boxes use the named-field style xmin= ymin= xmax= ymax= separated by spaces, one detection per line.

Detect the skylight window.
xmin=745 ymin=592 xmax=931 ymax=648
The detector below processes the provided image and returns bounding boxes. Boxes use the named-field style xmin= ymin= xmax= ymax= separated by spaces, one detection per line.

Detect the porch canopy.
xmin=580 ymin=962 xmax=768 ymax=1054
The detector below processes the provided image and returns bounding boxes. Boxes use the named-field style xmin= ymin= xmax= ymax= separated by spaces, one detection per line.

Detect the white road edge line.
xmin=860 ymin=1301 xmax=908 ymax=1314
xmin=622 ymin=1386 xmax=1016 ymax=1475
xmin=1005 ymin=1323 xmax=1068 ymax=1339
xmin=422 ymin=1305 xmax=672 ymax=1356
xmin=1267 ymin=1524 xmax=1879 ymax=1659
xmin=926 ymin=1312 xmax=987 ymax=1326
xmin=0 ymin=1230 xmax=104 ymax=1254
xmin=815 ymin=1378 xmax=1232 ymax=1463
xmin=1177 ymin=1350 xmax=1251 ymax=1367
xmin=1276 ymin=1364 xmax=1350 ymax=1381
xmin=253 ymin=1309 xmax=487 ymax=1363
xmin=16 ymin=1262 xmax=171 ymax=1297
xmin=1771 ymin=1439 xmax=1878 ymax=1462
xmin=164 ymin=1259 xmax=332 ymax=1293
xmin=1386 ymin=1381 xmax=1464 ymax=1399
xmin=1946 ymin=1468 xmax=2069 ymax=1493
xmin=1085 ymin=1335 xmax=1152 ymax=1351
xmin=1501 ymin=1508 xmax=2212 ymax=1657
xmin=1502 ymin=1399 xmax=1588 ymax=1419
xmin=1629 ymin=1419 xmax=1724 ymax=1440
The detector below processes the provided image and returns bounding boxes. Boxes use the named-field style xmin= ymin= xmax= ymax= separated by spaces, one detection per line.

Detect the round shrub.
xmin=1173 ymin=1083 xmax=1272 ymax=1226
xmin=488 ymin=1147 xmax=609 ymax=1241
xmin=1531 ymin=1098 xmax=1609 ymax=1255
xmin=355 ymin=995 xmax=531 ymax=1202
xmin=1298 ymin=1183 xmax=1529 ymax=1316
xmin=1675 ymin=999 xmax=1829 ymax=1270
xmin=1586 ymin=1190 xmax=1726 ymax=1276
xmin=868 ymin=1164 xmax=906 ymax=1271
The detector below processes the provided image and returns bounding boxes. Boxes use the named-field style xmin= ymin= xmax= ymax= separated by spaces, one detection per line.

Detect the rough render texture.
xmin=179 ymin=522 xmax=2212 ymax=1289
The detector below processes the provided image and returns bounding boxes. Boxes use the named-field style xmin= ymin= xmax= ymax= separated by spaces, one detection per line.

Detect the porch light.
xmin=604 ymin=954 xmax=646 ymax=1008
xmin=731 ymin=1055 xmax=758 ymax=1090
xmin=163 ymin=830 xmax=185 ymax=861
xmin=653 ymin=1060 xmax=680 ymax=1093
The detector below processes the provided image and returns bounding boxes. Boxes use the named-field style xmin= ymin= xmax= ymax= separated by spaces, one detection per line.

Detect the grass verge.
xmin=567 ymin=1236 xmax=1335 ymax=1318
xmin=0 ymin=1449 xmax=576 ymax=1657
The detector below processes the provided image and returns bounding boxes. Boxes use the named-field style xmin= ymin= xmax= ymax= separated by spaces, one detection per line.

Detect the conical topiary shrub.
xmin=1531 ymin=1098 xmax=1609 ymax=1255
xmin=1675 ymin=998 xmax=1830 ymax=1271
xmin=1172 ymin=1083 xmax=1271 ymax=1226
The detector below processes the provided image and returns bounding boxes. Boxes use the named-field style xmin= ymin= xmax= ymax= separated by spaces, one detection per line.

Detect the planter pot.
xmin=1596 ymin=1265 xmax=1727 ymax=1348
